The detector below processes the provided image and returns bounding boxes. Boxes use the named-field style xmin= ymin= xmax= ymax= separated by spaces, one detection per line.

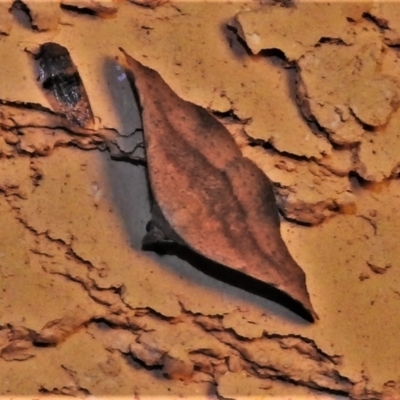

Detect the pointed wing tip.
xmin=280 ymin=279 xmax=318 ymax=322
xmin=290 ymin=300 xmax=317 ymax=323
xmin=285 ymin=285 xmax=318 ymax=323
xmin=119 ymin=47 xmax=133 ymax=64
xmin=306 ymin=307 xmax=319 ymax=323
xmin=119 ymin=48 xmax=138 ymax=65
xmin=119 ymin=48 xmax=149 ymax=79
xmin=299 ymin=297 xmax=318 ymax=323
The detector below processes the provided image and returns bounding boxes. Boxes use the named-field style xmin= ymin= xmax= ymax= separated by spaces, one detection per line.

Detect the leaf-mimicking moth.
xmin=121 ymin=48 xmax=317 ymax=322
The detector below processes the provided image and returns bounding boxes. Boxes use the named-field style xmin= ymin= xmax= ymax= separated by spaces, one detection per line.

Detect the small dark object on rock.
xmin=34 ymin=42 xmax=94 ymax=129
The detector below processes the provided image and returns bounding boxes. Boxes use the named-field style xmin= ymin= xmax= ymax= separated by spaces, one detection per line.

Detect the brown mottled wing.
xmin=35 ymin=42 xmax=94 ymax=129
xmin=121 ymin=49 xmax=317 ymax=321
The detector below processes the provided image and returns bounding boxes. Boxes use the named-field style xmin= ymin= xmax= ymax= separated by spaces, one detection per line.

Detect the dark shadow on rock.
xmin=143 ymin=238 xmax=314 ymax=323
xmin=103 ymin=55 xmax=142 ymax=137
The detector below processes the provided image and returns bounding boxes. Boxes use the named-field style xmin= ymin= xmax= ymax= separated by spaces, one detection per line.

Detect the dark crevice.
xmin=348 ymin=171 xmax=367 ymax=188
xmin=131 ymin=306 xmax=177 ymax=323
xmin=249 ymin=355 xmax=353 ymax=396
xmin=328 ymin=137 xmax=359 ymax=151
xmin=349 ymin=108 xmax=377 ymax=132
xmin=60 ymin=3 xmax=97 ymax=16
xmin=276 ymin=211 xmax=314 ymax=227
xmin=306 ymin=120 xmax=337 ymax=147
xmin=293 ymin=98 xmax=340 ymax=151
xmin=362 ymin=11 xmax=389 ymax=30
xmin=11 ymin=0 xmax=48 ymax=31
xmin=317 ymin=37 xmax=347 ymax=46
xmin=297 ymin=108 xmax=358 ymax=151
xmin=222 ymin=24 xmax=250 ymax=61
xmin=247 ymin=138 xmax=313 ymax=163
xmin=127 ymin=353 xmax=164 ymax=371
xmin=65 ymin=247 xmax=96 ymax=270
xmin=225 ymin=25 xmax=253 ymax=57
xmin=226 ymin=25 xmax=291 ymax=65
xmin=349 ymin=170 xmax=394 ymax=188
xmin=10 ymin=0 xmax=33 ymax=29
xmin=32 ymin=341 xmax=56 ymax=348
xmin=386 ymin=41 xmax=400 ymax=48
xmin=285 ymin=67 xmax=334 ymax=153
xmin=50 ymin=140 xmax=102 ymax=155
xmin=0 ymin=98 xmax=55 ymax=115
xmin=39 ymin=386 xmax=91 ymax=396
xmin=262 ymin=332 xmax=339 ymax=364
xmin=110 ymin=285 xmax=122 ymax=295
xmin=224 ymin=327 xmax=262 ymax=343
xmin=258 ymin=48 xmax=290 ymax=64
xmin=254 ymin=368 xmax=352 ymax=398
xmin=0 ymin=96 xmax=110 ymax=138
xmin=91 ymin=317 xmax=129 ymax=331
xmin=264 ymin=0 xmax=295 ymax=7
xmin=189 ymin=348 xmax=224 ymax=358
xmin=93 ymin=318 xmax=118 ymax=329
xmin=213 ymin=332 xmax=351 ymax=397
xmin=211 ymin=109 xmax=248 ymax=124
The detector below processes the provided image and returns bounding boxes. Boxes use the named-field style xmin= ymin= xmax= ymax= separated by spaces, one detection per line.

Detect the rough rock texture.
xmin=1 ymin=1 xmax=400 ymax=399
xmin=231 ymin=3 xmax=364 ymax=60
xmin=0 ymin=0 xmax=13 ymax=35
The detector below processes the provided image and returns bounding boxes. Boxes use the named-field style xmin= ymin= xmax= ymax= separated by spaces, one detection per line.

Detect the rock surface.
xmin=1 ymin=1 xmax=400 ymax=399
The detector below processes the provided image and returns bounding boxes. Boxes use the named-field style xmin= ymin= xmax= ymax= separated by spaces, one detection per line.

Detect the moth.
xmin=34 ymin=42 xmax=94 ymax=129
xmin=120 ymin=48 xmax=317 ymax=322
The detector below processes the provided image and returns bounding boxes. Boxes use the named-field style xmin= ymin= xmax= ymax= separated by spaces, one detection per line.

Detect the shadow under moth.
xmin=120 ymin=49 xmax=317 ymax=322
